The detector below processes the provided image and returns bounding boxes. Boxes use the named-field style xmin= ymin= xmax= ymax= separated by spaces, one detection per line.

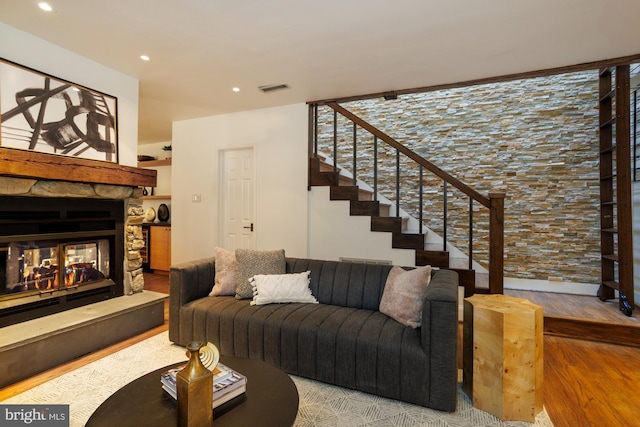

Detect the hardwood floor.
xmin=544 ymin=335 xmax=640 ymax=427
xmin=143 ymin=270 xmax=170 ymax=321
xmin=1 ymin=274 xmax=639 ymax=427
xmin=505 ymin=288 xmax=640 ymax=326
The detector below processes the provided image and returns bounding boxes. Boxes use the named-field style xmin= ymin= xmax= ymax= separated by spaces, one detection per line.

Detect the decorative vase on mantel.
xmin=177 ymin=341 xmax=213 ymax=427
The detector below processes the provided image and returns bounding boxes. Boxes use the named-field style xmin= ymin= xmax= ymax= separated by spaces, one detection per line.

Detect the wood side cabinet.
xmin=463 ymin=294 xmax=543 ymax=422
xmin=150 ymin=225 xmax=171 ymax=272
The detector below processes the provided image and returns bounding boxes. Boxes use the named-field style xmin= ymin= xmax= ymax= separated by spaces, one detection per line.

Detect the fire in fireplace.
xmin=4 ymin=239 xmax=110 ymax=294
xmin=0 ymin=196 xmax=124 ymax=327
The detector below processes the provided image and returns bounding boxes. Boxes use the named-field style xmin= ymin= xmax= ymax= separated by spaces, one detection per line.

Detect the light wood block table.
xmin=462 ymin=294 xmax=543 ymax=422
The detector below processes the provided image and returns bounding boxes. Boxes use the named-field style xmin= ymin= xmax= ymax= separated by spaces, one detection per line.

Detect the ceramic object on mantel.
xmin=144 ymin=207 xmax=156 ymax=222
xmin=157 ymin=203 xmax=170 ymax=222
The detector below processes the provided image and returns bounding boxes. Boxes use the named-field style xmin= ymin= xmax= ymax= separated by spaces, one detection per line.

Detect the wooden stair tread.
xmin=602 ymin=281 xmax=620 ymax=290
xmin=371 ymin=216 xmax=408 ymax=233
xmin=350 ymin=200 xmax=380 ymax=216
xmin=391 ymin=232 xmax=425 ymax=250
xmin=416 ymin=250 xmax=449 ymax=268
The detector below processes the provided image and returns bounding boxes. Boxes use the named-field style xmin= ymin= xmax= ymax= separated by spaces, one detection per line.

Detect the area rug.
xmin=2 ymin=332 xmax=553 ymax=427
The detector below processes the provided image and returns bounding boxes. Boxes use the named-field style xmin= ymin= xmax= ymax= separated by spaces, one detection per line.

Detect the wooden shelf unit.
xmin=138 ymin=158 xmax=171 ymax=167
xmin=597 ymin=65 xmax=634 ymax=316
xmin=142 ymin=195 xmax=171 ymax=200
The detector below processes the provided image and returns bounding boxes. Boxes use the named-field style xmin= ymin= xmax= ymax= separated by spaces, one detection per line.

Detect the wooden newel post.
xmin=488 ymin=192 xmax=505 ymax=294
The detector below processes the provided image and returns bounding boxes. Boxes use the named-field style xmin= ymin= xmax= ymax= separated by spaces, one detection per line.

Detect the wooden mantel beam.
xmin=0 ymin=147 xmax=156 ymax=187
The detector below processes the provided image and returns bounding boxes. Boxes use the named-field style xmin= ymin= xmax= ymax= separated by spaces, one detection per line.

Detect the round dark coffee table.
xmin=86 ymin=355 xmax=299 ymax=427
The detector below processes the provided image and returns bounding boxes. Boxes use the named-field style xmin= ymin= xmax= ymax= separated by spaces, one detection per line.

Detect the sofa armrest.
xmin=168 ymin=257 xmax=216 ymax=343
xmin=421 ymin=269 xmax=459 ymax=412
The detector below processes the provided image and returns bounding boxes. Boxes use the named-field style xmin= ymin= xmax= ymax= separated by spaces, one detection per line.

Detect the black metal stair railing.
xmin=307 ymin=102 xmax=506 ymax=294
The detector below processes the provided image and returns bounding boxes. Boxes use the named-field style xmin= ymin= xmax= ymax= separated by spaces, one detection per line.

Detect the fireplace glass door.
xmin=1 ymin=239 xmax=110 ymax=298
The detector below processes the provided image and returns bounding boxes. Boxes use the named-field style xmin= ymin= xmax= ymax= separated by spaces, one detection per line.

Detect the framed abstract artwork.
xmin=0 ymin=58 xmax=118 ymax=163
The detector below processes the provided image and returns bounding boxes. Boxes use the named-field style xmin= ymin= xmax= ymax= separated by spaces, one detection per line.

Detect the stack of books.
xmin=161 ymin=363 xmax=247 ymax=408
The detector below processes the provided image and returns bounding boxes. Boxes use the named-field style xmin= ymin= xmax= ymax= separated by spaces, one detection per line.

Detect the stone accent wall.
xmin=316 ymin=71 xmax=601 ymax=284
xmin=0 ymin=176 xmax=146 ymax=293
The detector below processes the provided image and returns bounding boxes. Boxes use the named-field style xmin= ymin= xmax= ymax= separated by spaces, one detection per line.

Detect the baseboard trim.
xmin=544 ymin=315 xmax=640 ymax=348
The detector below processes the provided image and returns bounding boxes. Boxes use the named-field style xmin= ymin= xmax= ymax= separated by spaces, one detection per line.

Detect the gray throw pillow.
xmin=235 ymin=249 xmax=286 ymax=299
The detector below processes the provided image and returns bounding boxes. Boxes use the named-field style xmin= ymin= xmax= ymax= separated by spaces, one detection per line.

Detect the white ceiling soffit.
xmin=0 ymin=0 xmax=639 ymax=143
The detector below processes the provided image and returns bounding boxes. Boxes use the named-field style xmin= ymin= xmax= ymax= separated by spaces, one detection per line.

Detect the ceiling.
xmin=1 ymin=0 xmax=639 ymax=144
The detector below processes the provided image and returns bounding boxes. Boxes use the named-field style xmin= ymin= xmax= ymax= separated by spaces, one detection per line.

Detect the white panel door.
xmin=221 ymin=148 xmax=255 ymax=250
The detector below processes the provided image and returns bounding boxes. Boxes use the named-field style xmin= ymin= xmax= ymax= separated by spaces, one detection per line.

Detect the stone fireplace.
xmin=0 ymin=148 xmax=166 ymax=388
xmin=0 ymin=147 xmax=156 ymax=324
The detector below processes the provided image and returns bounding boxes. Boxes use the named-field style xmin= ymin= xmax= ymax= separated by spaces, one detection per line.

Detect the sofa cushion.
xmin=209 ymin=247 xmax=237 ymax=296
xmin=249 ymin=271 xmax=318 ymax=305
xmin=285 ymin=258 xmax=393 ymax=310
xmin=235 ymin=249 xmax=286 ymax=299
xmin=379 ymin=265 xmax=432 ymax=328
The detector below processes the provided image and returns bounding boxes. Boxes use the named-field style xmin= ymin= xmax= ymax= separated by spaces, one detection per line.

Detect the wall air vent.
xmin=258 ymin=83 xmax=290 ymax=93
xmin=339 ymin=257 xmax=392 ymax=265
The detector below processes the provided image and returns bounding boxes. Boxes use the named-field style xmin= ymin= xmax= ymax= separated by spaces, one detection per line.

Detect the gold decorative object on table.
xmin=198 ymin=342 xmax=220 ymax=370
xmin=177 ymin=341 xmax=214 ymax=427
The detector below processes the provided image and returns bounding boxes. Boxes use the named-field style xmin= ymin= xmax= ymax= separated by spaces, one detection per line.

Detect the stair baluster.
xmin=395 ymin=150 xmax=400 ymax=218
xmin=352 ymin=123 xmax=357 ymax=185
xmin=373 ymin=136 xmax=378 ymax=201
xmin=419 ymin=165 xmax=423 ymax=235
xmin=469 ymin=198 xmax=474 ymax=270
xmin=443 ymin=181 xmax=448 ymax=252
xmin=333 ymin=109 xmax=338 ymax=172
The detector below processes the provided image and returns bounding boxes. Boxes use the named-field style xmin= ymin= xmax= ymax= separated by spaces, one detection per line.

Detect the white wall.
xmin=171 ymin=104 xmax=308 ymax=264
xmin=171 ymin=103 xmax=421 ymax=267
xmin=0 ymin=22 xmax=139 ymax=166
xmin=309 ymin=186 xmax=415 ymax=266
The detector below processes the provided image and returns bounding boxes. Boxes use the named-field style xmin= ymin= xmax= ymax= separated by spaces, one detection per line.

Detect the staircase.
xmin=311 ymin=155 xmax=485 ymax=294
xmin=308 ymin=102 xmax=506 ymax=296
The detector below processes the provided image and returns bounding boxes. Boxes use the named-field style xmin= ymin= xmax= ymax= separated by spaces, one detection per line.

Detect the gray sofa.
xmin=169 ymin=257 xmax=459 ymax=411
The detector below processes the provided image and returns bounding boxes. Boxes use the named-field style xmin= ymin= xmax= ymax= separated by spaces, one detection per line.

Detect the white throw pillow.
xmin=249 ymin=271 xmax=318 ymax=306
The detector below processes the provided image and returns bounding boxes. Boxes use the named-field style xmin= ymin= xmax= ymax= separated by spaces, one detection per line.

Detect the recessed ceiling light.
xmin=140 ymin=55 xmax=150 ymax=61
xmin=232 ymin=87 xmax=240 ymax=92
xmin=38 ymin=2 xmax=53 ymax=12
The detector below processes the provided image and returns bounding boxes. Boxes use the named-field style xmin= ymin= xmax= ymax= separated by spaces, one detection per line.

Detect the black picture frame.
xmin=0 ymin=57 xmax=118 ymax=163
